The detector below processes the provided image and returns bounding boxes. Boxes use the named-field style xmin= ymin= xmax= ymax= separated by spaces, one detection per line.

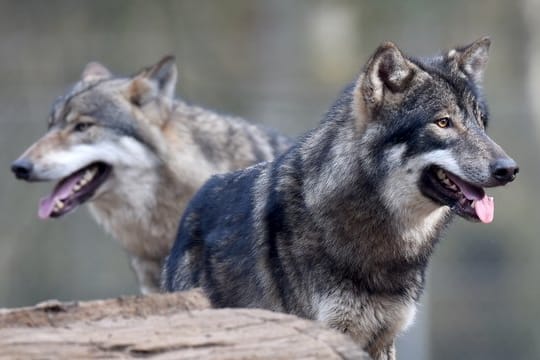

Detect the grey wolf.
xmin=11 ymin=56 xmax=292 ymax=294
xmin=163 ymin=38 xmax=518 ymax=359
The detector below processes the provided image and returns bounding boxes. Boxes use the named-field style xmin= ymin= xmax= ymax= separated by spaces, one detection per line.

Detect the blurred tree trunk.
xmin=523 ymin=0 xmax=540 ymax=142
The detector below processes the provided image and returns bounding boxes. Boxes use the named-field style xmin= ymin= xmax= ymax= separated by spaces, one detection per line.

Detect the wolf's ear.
xmin=448 ymin=36 xmax=490 ymax=84
xmin=129 ymin=55 xmax=178 ymax=105
xmin=361 ymin=42 xmax=416 ymax=104
xmin=81 ymin=62 xmax=112 ymax=82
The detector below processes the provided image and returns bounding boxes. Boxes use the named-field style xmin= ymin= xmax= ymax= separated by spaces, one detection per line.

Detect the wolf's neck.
xmin=88 ymin=163 xmax=190 ymax=261
xmin=300 ymin=121 xmax=449 ymax=262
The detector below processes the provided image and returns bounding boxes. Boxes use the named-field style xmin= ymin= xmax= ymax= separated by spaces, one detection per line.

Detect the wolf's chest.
xmin=87 ymin=201 xmax=172 ymax=260
xmin=315 ymin=291 xmax=417 ymax=348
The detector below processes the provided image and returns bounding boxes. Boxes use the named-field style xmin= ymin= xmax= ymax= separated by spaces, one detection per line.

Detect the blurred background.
xmin=0 ymin=0 xmax=538 ymax=359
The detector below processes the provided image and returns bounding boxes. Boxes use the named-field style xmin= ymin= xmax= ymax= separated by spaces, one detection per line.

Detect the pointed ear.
xmin=362 ymin=42 xmax=416 ymax=104
xmin=448 ymin=36 xmax=490 ymax=84
xmin=129 ymin=55 xmax=178 ymax=105
xmin=81 ymin=62 xmax=112 ymax=82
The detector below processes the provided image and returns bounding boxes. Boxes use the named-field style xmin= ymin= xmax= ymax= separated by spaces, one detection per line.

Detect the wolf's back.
xmin=163 ymin=163 xmax=265 ymax=296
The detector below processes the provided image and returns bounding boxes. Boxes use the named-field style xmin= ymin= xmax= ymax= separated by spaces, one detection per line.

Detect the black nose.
xmin=491 ymin=158 xmax=519 ymax=184
xmin=11 ymin=159 xmax=34 ymax=180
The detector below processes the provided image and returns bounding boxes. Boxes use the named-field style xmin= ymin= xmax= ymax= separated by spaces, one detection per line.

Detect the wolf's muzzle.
xmin=11 ymin=159 xmax=33 ymax=181
xmin=490 ymin=158 xmax=519 ymax=184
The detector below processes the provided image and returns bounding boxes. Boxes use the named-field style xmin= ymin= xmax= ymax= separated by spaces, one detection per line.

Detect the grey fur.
xmin=12 ymin=56 xmax=292 ymax=294
xmin=163 ymin=38 xmax=518 ymax=359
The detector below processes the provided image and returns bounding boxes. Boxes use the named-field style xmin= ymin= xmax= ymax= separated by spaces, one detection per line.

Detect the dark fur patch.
xmin=163 ymin=40 xmax=514 ymax=359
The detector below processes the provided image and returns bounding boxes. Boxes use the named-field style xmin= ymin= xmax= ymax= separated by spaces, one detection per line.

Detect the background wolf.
xmin=163 ymin=38 xmax=518 ymax=359
xmin=11 ymin=56 xmax=292 ymax=294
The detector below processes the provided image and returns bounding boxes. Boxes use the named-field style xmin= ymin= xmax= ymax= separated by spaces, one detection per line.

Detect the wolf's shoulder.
xmin=188 ymin=161 xmax=268 ymax=212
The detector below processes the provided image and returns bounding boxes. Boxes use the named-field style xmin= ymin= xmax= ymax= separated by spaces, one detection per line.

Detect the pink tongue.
xmin=38 ymin=173 xmax=83 ymax=219
xmin=474 ymin=196 xmax=494 ymax=224
xmin=445 ymin=173 xmax=494 ymax=224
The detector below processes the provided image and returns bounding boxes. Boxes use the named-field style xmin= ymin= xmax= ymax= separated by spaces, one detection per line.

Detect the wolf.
xmin=11 ymin=56 xmax=292 ymax=294
xmin=163 ymin=37 xmax=518 ymax=359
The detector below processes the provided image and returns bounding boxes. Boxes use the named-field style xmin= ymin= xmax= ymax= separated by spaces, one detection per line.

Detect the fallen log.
xmin=0 ymin=289 xmax=369 ymax=359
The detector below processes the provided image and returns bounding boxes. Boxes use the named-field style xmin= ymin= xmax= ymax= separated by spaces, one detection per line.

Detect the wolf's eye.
xmin=73 ymin=122 xmax=93 ymax=132
xmin=435 ymin=117 xmax=451 ymax=128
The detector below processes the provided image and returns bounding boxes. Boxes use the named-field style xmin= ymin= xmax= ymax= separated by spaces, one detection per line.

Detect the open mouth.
xmin=421 ymin=166 xmax=494 ymax=223
xmin=38 ymin=162 xmax=112 ymax=219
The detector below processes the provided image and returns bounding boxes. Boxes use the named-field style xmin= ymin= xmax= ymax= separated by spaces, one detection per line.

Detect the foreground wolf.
xmin=11 ymin=56 xmax=292 ymax=294
xmin=163 ymin=38 xmax=518 ymax=359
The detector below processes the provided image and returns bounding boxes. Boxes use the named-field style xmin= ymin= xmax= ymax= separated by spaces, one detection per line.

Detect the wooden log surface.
xmin=0 ymin=289 xmax=369 ymax=359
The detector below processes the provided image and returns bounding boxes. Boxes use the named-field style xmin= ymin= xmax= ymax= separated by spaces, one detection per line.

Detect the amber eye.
xmin=435 ymin=117 xmax=450 ymax=128
xmin=73 ymin=122 xmax=93 ymax=132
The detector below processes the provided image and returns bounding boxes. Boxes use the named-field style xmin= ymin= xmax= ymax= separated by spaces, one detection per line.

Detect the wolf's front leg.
xmin=130 ymin=256 xmax=162 ymax=294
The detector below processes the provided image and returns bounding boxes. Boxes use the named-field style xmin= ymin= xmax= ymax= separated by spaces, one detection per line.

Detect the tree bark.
xmin=0 ymin=289 xmax=369 ymax=359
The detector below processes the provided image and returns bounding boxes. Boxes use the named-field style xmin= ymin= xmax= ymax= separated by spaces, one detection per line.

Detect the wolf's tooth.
xmin=436 ymin=169 xmax=445 ymax=179
xmin=84 ymin=167 xmax=97 ymax=180
xmin=55 ymin=199 xmax=64 ymax=209
xmin=471 ymin=201 xmax=476 ymax=209
xmin=73 ymin=184 xmax=82 ymax=192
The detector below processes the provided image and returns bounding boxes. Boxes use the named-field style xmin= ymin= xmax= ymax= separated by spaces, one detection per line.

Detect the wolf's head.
xmin=11 ymin=56 xmax=178 ymax=219
xmin=352 ymin=37 xmax=518 ymax=224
